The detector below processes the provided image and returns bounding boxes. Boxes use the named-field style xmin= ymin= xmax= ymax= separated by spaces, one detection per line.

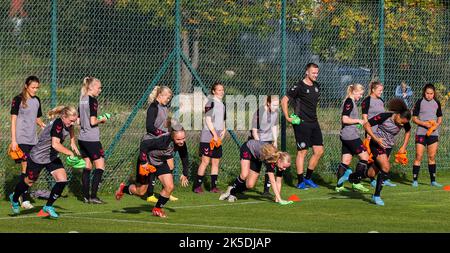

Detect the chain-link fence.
xmin=1 ymin=0 xmax=449 ymax=194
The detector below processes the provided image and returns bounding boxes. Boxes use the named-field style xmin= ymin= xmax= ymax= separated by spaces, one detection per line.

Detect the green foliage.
xmin=434 ymin=82 xmax=450 ymax=107
xmin=309 ymin=0 xmax=447 ymax=63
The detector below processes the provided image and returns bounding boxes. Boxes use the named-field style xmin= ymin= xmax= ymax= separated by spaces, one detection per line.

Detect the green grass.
xmin=1 ymin=173 xmax=450 ymax=233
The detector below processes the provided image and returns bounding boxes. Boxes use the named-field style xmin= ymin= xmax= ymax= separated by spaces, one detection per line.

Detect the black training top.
xmin=286 ymin=80 xmax=320 ymax=122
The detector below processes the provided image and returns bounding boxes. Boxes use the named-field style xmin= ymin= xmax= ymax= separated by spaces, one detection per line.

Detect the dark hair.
xmin=211 ymin=82 xmax=224 ymax=95
xmin=422 ymin=83 xmax=436 ymax=98
xmin=25 ymin=76 xmax=40 ymax=85
xmin=387 ymin=98 xmax=411 ymax=120
xmin=21 ymin=76 xmax=40 ymax=108
xmin=369 ymin=81 xmax=383 ymax=94
xmin=305 ymin=63 xmax=319 ymax=71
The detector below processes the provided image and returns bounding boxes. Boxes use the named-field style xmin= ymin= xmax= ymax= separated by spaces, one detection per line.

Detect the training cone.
xmin=288 ymin=194 xmax=301 ymax=202
xmin=443 ymin=185 xmax=450 ymax=191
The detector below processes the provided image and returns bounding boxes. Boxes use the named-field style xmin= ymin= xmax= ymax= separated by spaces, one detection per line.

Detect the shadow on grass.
xmin=112 ymin=204 xmax=176 ymax=214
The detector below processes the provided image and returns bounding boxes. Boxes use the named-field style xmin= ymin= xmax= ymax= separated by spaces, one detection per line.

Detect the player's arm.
xmin=177 ymin=143 xmax=190 ymax=187
xmin=364 ymin=113 xmax=390 ymax=148
xmin=361 ymin=97 xmax=370 ymax=123
xmin=35 ymin=97 xmax=46 ymax=129
xmin=89 ymin=97 xmax=105 ymax=126
xmin=412 ymin=99 xmax=431 ymax=128
xmin=398 ymin=123 xmax=411 ymax=154
xmin=251 ymin=110 xmax=260 ymax=140
xmin=10 ymin=96 xmax=21 ymax=151
xmin=341 ymin=99 xmax=363 ymax=125
xmin=271 ymin=125 xmax=278 ymax=149
xmin=435 ymin=100 xmax=443 ymax=128
xmin=268 ymin=172 xmax=282 ymax=202
xmin=281 ymin=96 xmax=292 ymax=123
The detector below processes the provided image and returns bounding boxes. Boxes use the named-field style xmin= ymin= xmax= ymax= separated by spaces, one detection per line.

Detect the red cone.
xmin=288 ymin=194 xmax=301 ymax=202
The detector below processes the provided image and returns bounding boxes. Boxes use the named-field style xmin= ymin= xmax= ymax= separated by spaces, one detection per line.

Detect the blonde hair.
xmin=47 ymin=106 xmax=78 ymax=120
xmin=260 ymin=144 xmax=291 ymax=164
xmin=346 ymin=83 xmax=364 ymax=99
xmin=148 ymin=86 xmax=172 ymax=104
xmin=80 ymin=77 xmax=101 ymax=98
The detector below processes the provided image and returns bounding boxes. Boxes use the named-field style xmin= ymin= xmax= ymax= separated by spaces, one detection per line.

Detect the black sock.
xmin=46 ymin=181 xmax=67 ymax=206
xmin=305 ymin=168 xmax=314 ymax=180
xmin=155 ymin=196 xmax=169 ymax=208
xmin=349 ymin=160 xmax=369 ymax=184
xmin=211 ymin=175 xmax=218 ymax=189
xmin=123 ymin=185 xmax=132 ymax=195
xmin=147 ymin=173 xmax=156 ymax=196
xmin=194 ymin=175 xmax=204 ymax=189
xmin=81 ymin=169 xmax=91 ymax=199
xmin=428 ymin=164 xmax=436 ymax=182
xmin=413 ymin=165 xmax=420 ymax=181
xmin=357 ymin=160 xmax=368 ymax=176
xmin=19 ymin=173 xmax=29 ymax=201
xmin=91 ymin=169 xmax=104 ymax=199
xmin=297 ymin=174 xmax=304 ymax=185
xmin=263 ymin=173 xmax=270 ymax=192
xmin=230 ymin=176 xmax=247 ymax=196
xmin=337 ymin=163 xmax=348 ymax=187
xmin=374 ymin=171 xmax=387 ymax=197
xmin=13 ymin=178 xmax=30 ymax=203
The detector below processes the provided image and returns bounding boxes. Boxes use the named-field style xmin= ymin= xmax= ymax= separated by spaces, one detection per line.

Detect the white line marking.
xmin=0 ymin=189 xmax=443 ymax=222
xmin=0 ymin=201 xmax=265 ymax=221
xmin=171 ymin=201 xmax=263 ymax=209
xmin=62 ymin=215 xmax=301 ymax=233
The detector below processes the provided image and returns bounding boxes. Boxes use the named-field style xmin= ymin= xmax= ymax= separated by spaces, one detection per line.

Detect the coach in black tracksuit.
xmin=281 ymin=63 xmax=323 ymax=190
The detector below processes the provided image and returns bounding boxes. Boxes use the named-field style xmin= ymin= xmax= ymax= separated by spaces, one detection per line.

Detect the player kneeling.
xmin=115 ymin=127 xmax=189 ymax=218
xmin=219 ymin=140 xmax=292 ymax=205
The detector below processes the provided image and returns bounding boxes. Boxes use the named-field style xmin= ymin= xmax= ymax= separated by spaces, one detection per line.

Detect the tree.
xmin=305 ymin=0 xmax=447 ymax=65
xmin=114 ymin=0 xmax=314 ymax=92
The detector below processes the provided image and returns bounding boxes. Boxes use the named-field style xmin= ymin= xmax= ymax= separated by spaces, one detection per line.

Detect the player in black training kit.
xmin=281 ymin=63 xmax=323 ymax=190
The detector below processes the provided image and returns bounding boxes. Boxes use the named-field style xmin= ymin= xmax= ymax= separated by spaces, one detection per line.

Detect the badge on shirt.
xmin=315 ymin=87 xmax=319 ymax=93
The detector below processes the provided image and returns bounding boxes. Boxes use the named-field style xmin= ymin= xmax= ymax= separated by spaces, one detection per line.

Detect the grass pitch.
xmin=1 ymin=173 xmax=450 ymax=233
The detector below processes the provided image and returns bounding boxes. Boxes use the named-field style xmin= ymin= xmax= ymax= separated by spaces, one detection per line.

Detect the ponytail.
xmin=261 ymin=144 xmax=278 ymax=163
xmin=47 ymin=106 xmax=78 ymax=120
xmin=345 ymin=83 xmax=364 ymax=99
xmin=80 ymin=76 xmax=100 ymax=98
xmin=148 ymin=85 xmax=172 ymax=104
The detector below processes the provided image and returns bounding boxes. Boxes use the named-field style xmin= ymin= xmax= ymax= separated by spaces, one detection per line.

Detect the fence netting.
xmin=1 ymin=0 xmax=449 ymax=194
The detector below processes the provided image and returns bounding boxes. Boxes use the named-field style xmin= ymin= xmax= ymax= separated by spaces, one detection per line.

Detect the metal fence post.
xmin=378 ymin=0 xmax=385 ymax=84
xmin=51 ymin=0 xmax=58 ymax=108
xmin=280 ymin=0 xmax=287 ymax=152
